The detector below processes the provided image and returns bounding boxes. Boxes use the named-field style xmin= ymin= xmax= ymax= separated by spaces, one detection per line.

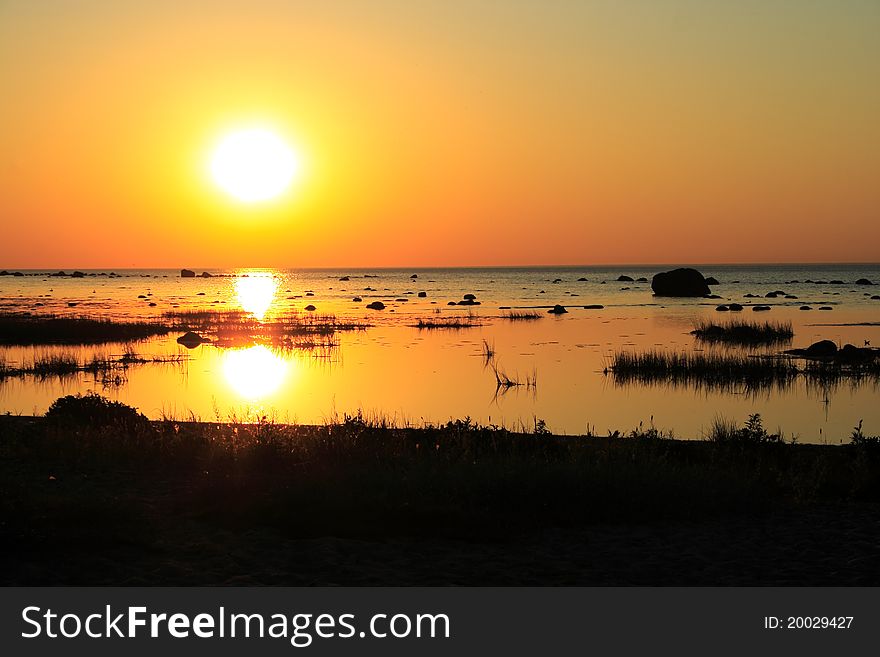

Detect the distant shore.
xmin=1 ymin=401 xmax=878 ymax=586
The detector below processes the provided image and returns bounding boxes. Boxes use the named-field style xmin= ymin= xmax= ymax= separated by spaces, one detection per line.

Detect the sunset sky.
xmin=1 ymin=0 xmax=878 ymax=268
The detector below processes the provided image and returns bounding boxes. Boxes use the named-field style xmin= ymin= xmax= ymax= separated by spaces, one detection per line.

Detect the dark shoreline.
xmin=1 ymin=412 xmax=878 ymax=585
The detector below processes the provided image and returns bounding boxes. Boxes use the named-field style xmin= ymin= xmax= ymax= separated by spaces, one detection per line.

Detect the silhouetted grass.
xmin=609 ymin=350 xmax=880 ymax=394
xmin=2 ymin=396 xmax=880 ymax=584
xmin=692 ymin=318 xmax=793 ymax=346
xmin=165 ymin=309 xmax=368 ymax=348
xmin=0 ymin=313 xmax=169 ymax=345
xmin=609 ymin=350 xmax=798 ymax=393
xmin=502 ymin=310 xmax=543 ymax=321
xmin=414 ymin=316 xmax=481 ymax=329
xmin=0 ymin=350 xmax=188 ymax=383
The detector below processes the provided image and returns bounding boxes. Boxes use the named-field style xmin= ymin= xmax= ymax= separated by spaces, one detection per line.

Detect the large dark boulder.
xmin=704 ymin=276 xmax=720 ymax=286
xmin=181 ymin=269 xmax=195 ymax=278
xmin=651 ymin=268 xmax=710 ymax=297
xmin=804 ymin=340 xmax=837 ymax=358
xmin=855 ymin=278 xmax=874 ymax=285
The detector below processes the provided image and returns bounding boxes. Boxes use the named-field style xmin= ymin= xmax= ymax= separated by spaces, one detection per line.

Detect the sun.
xmin=210 ymin=128 xmax=301 ymax=202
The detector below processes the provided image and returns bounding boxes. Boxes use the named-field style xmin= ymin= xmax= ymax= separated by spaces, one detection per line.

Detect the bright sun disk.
xmin=210 ymin=129 xmax=300 ymax=202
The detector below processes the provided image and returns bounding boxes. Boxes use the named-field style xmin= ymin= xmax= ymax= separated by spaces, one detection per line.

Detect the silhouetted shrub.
xmin=45 ymin=392 xmax=149 ymax=430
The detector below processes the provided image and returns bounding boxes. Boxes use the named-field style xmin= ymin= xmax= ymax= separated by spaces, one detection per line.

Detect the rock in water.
xmin=616 ymin=275 xmax=634 ymax=282
xmin=855 ymin=278 xmax=874 ymax=285
xmin=181 ymin=269 xmax=195 ymax=278
xmin=651 ymin=268 xmax=711 ymax=297
xmin=548 ymin=305 xmax=567 ymax=314
xmin=704 ymin=276 xmax=720 ymax=286
xmin=366 ymin=301 xmax=386 ymax=310
xmin=177 ymin=331 xmax=207 ymax=348
xmin=804 ymin=340 xmax=837 ymax=357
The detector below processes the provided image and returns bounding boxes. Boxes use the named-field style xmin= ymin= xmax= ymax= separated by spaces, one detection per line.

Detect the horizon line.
xmin=3 ymin=260 xmax=880 ymax=271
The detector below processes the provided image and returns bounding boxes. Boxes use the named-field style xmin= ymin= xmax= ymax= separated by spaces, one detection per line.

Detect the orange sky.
xmin=1 ymin=0 xmax=878 ymax=268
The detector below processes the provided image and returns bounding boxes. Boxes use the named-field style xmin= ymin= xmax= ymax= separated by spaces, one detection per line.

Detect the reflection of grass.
xmin=490 ymin=361 xmax=537 ymax=390
xmin=3 ymin=396 xmax=880 ymax=584
xmin=692 ymin=318 xmax=793 ymax=346
xmin=609 ymin=349 xmax=880 ymax=394
xmin=165 ymin=309 xmax=368 ymax=348
xmin=610 ymin=350 xmax=798 ymax=393
xmin=0 ymin=313 xmax=169 ymax=345
xmin=0 ymin=350 xmax=188 ymax=384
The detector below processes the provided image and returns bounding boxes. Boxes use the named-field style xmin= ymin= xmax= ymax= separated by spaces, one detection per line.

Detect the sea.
xmin=1 ymin=264 xmax=879 ymax=442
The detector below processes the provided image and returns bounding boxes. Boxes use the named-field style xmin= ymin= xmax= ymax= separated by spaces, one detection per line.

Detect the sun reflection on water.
xmin=222 ymin=345 xmax=290 ymax=399
xmin=235 ymin=274 xmax=277 ymax=319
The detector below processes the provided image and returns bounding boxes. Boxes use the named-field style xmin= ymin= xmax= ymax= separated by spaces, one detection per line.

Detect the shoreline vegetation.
xmin=1 ymin=394 xmax=878 ymax=585
xmin=608 ymin=349 xmax=880 ymax=393
xmin=0 ymin=311 xmax=369 ymax=349
xmin=691 ymin=318 xmax=794 ymax=346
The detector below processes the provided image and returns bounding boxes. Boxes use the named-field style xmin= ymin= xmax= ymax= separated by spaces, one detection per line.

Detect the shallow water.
xmin=1 ymin=264 xmax=879 ymax=441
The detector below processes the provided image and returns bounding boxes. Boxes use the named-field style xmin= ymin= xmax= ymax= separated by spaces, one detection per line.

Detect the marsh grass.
xmin=609 ymin=349 xmax=880 ymax=394
xmin=692 ymin=318 xmax=794 ymax=346
xmin=414 ymin=311 xmax=481 ymax=330
xmin=0 ymin=313 xmax=169 ymax=345
xmin=0 ymin=350 xmax=188 ymax=384
xmin=707 ymin=414 xmax=784 ymax=444
xmin=609 ymin=350 xmax=798 ymax=393
xmin=502 ymin=310 xmax=543 ymax=321
xmin=2 ymin=395 xmax=879 ymax=583
xmin=165 ymin=309 xmax=367 ymax=348
xmin=490 ymin=361 xmax=538 ymax=390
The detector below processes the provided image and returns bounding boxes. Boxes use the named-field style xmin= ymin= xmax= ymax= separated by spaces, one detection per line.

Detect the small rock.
xmin=728 ymin=303 xmax=743 ymax=311
xmin=417 ymin=291 xmax=427 ymax=298
xmin=304 ymin=304 xmax=316 ymax=311
xmin=177 ymin=331 xmax=208 ymax=348
xmin=548 ymin=305 xmax=567 ymax=314
xmin=715 ymin=305 xmax=729 ymax=312
xmin=366 ymin=301 xmax=386 ymax=310
xmin=181 ymin=269 xmax=195 ymax=278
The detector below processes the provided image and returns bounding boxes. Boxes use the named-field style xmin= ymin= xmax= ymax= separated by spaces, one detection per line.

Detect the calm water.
xmin=1 ymin=264 xmax=879 ymax=442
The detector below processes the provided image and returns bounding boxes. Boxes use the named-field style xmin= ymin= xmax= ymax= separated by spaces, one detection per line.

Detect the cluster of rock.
xmin=447 ymin=294 xmax=481 ymax=307
xmin=786 ymin=340 xmax=877 ymax=363
xmin=181 ymin=269 xmax=213 ymax=278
